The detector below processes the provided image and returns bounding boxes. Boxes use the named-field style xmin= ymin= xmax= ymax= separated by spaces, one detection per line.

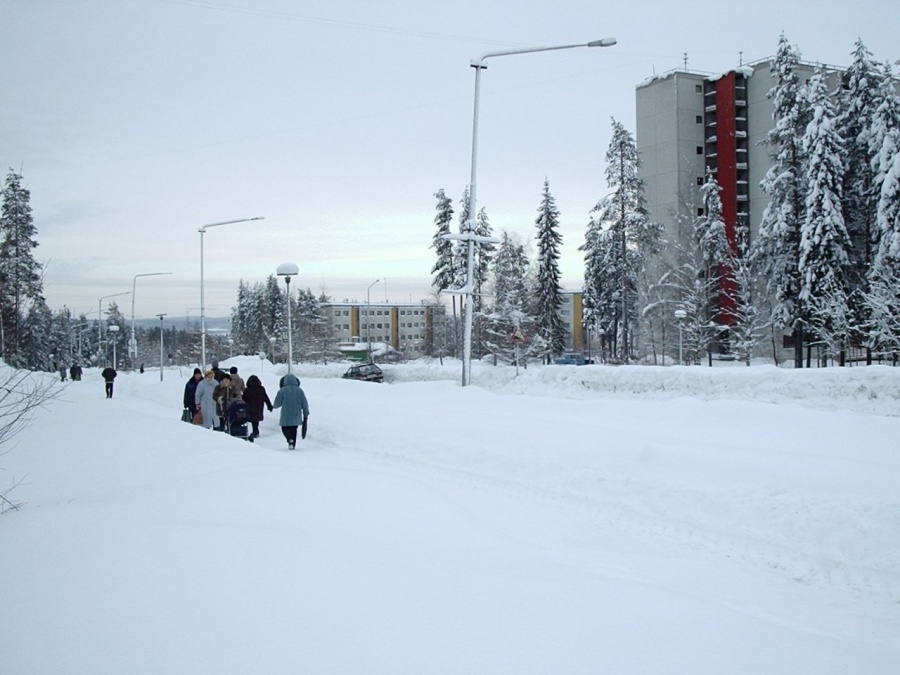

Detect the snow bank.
xmin=288 ymin=359 xmax=900 ymax=416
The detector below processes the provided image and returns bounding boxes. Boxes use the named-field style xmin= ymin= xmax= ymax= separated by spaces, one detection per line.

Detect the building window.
xmin=697 ymin=207 xmax=705 ymax=216
xmin=697 ymin=176 xmax=704 ymax=186
xmin=695 ymin=84 xmax=702 ymax=93
xmin=696 ymin=146 xmax=703 ymax=155
xmin=695 ymin=115 xmax=702 ymax=124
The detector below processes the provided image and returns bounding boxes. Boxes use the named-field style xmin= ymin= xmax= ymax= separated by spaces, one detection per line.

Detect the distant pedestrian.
xmin=194 ymin=370 xmax=217 ymax=429
xmin=211 ymin=360 xmax=227 ymax=382
xmin=242 ymin=374 xmax=273 ymax=439
xmin=272 ymin=374 xmax=309 ymax=450
xmin=101 ymin=364 xmax=117 ymax=398
xmin=59 ymin=365 xmax=67 ymax=382
xmin=140 ymin=363 xmax=145 ymax=374
xmin=228 ymin=366 xmax=246 ymax=397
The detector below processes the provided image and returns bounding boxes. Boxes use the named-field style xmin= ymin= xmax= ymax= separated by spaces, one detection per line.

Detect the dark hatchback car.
xmin=341 ymin=363 xmax=384 ymax=383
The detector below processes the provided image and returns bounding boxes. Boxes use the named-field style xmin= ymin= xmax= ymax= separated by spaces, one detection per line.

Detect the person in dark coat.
xmin=101 ymin=364 xmax=117 ymax=398
xmin=241 ymin=374 xmax=273 ymax=439
xmin=272 ymin=373 xmax=309 ymax=450
xmin=183 ymin=368 xmax=203 ymax=417
xmin=213 ymin=374 xmax=235 ymax=431
xmin=211 ymin=360 xmax=227 ymax=383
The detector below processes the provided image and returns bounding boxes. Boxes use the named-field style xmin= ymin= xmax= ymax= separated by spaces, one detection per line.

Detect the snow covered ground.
xmin=1 ymin=357 xmax=899 ymax=674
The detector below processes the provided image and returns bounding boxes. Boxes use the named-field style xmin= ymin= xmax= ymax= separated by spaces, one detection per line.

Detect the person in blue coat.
xmin=272 ymin=373 xmax=309 ymax=450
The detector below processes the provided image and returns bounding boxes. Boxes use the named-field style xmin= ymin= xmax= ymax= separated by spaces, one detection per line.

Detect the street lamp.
xmin=599 ymin=327 xmax=607 ymax=364
xmin=108 ymin=325 xmax=120 ymax=368
xmin=199 ymin=217 xmax=264 ymax=368
xmin=674 ymin=309 xmax=687 ymax=365
xmin=366 ymin=278 xmax=381 ymax=362
xmin=131 ymin=272 xmax=172 ymax=365
xmin=454 ymin=36 xmax=617 ymax=387
xmin=277 ymin=262 xmax=299 ymax=374
xmin=156 ymin=314 xmax=167 ymax=381
xmin=98 ymin=291 xmax=131 ymax=349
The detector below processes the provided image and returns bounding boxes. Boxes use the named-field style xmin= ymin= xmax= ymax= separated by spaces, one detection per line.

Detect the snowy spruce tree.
xmin=583 ymin=119 xmax=661 ymax=362
xmin=430 ymin=189 xmax=455 ymax=295
xmin=580 ymin=217 xmax=620 ymax=358
xmin=866 ymin=95 xmax=900 ymax=352
xmin=482 ymin=231 xmax=535 ymax=364
xmin=473 ymin=206 xmax=495 ymax=314
xmin=0 ymin=170 xmax=44 ymax=367
xmin=756 ymin=35 xmax=809 ymax=367
xmin=836 ymin=40 xmax=886 ymax=356
xmin=837 ymin=40 xmax=884 ymax=286
xmin=533 ymin=180 xmax=567 ymax=361
xmin=799 ymin=68 xmax=852 ymax=351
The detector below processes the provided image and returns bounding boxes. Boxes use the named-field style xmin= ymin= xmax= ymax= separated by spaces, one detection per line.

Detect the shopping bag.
xmin=192 ymin=411 xmax=203 ymax=425
xmin=181 ymin=409 xmax=192 ymax=423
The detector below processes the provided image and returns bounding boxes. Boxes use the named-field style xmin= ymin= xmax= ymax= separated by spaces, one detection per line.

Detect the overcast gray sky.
xmin=2 ymin=0 xmax=897 ymax=319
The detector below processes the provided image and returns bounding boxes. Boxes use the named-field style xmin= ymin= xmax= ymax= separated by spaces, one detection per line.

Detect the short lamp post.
xmin=599 ymin=328 xmax=606 ymax=364
xmin=277 ymin=262 xmax=299 ymax=374
xmin=156 ymin=314 xmax=167 ymax=381
xmin=674 ymin=309 xmax=687 ymax=365
xmin=108 ymin=325 xmax=120 ymax=368
xmin=366 ymin=278 xmax=380 ymax=362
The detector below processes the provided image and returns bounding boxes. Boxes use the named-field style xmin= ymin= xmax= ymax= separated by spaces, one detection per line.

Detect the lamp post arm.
xmin=471 ymin=38 xmax=616 ymax=68
xmin=198 ymin=217 xmax=264 ymax=233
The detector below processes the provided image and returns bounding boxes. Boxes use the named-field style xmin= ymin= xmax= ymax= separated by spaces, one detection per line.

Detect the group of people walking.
xmin=184 ymin=362 xmax=309 ymax=449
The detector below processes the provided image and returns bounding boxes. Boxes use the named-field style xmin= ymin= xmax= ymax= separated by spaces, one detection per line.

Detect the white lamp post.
xmin=277 ymin=262 xmax=299 ymax=374
xmin=98 ymin=291 xmax=131 ymax=350
xmin=156 ymin=314 xmax=167 ymax=381
xmin=131 ymin=272 xmax=172 ymax=365
xmin=108 ymin=325 xmax=120 ymax=368
xmin=674 ymin=309 xmax=687 ymax=365
xmin=199 ymin=217 xmax=264 ymax=368
xmin=453 ymin=37 xmax=616 ymax=387
xmin=366 ymin=278 xmax=380 ymax=362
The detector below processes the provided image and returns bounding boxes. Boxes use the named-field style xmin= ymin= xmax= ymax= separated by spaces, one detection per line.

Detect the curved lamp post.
xmin=277 ymin=262 xmax=299 ymax=374
xmin=199 ymin=217 xmax=264 ymax=368
xmin=452 ymin=37 xmax=617 ymax=386
xmin=131 ymin=272 xmax=172 ymax=365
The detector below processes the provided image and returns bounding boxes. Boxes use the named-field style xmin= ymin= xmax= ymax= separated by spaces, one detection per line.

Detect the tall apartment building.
xmin=635 ymin=59 xmax=838 ymax=251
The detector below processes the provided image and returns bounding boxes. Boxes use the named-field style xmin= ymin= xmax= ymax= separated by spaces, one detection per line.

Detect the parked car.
xmin=342 ymin=363 xmax=384 ymax=383
xmin=553 ymin=353 xmax=587 ymax=366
